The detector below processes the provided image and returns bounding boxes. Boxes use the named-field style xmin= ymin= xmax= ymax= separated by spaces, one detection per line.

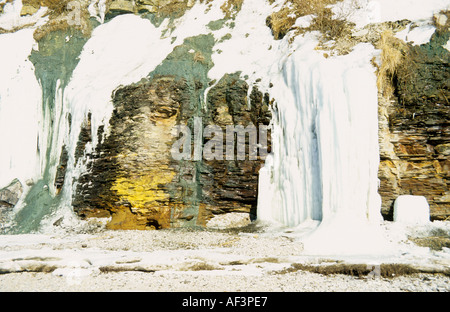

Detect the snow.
xmin=0 ymin=0 xmax=48 ymax=30
xmin=64 ymin=13 xmax=173 ymax=148
xmin=208 ymin=0 xmax=284 ymax=90
xmin=0 ymin=222 xmax=448 ymax=285
xmin=337 ymin=0 xmax=450 ymax=29
xmin=374 ymin=0 xmax=450 ymax=24
xmin=395 ymin=24 xmax=437 ymax=45
xmin=294 ymin=15 xmax=313 ymax=28
xmin=88 ymin=0 xmax=107 ymax=24
xmin=444 ymin=38 xmax=450 ymax=52
xmin=394 ymin=195 xmax=431 ymax=225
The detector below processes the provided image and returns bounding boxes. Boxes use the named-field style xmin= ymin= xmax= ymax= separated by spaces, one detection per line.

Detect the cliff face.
xmin=72 ymin=35 xmax=272 ymax=229
xmin=1 ymin=0 xmax=449 ymax=232
xmin=378 ymin=14 xmax=450 ymax=220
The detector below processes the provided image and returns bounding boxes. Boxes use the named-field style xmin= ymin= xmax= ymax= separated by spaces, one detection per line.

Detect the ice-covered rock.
xmin=0 ymin=179 xmax=23 ymax=208
xmin=394 ymin=195 xmax=430 ymax=224
xmin=206 ymin=213 xmax=251 ymax=229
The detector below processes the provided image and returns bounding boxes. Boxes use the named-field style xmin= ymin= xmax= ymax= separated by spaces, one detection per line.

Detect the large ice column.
xmin=0 ymin=29 xmax=41 ymax=189
xmin=312 ymin=44 xmax=382 ymax=224
xmin=258 ymin=40 xmax=325 ymax=227
xmin=258 ymin=39 xmax=387 ymax=255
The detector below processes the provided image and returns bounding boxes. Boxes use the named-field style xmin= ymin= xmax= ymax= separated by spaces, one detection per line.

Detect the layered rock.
xmin=73 ymin=76 xmax=187 ymax=229
xmin=106 ymin=0 xmax=197 ymax=19
xmin=378 ymin=17 xmax=450 ymax=220
xmin=7 ymin=26 xmax=90 ymax=234
xmin=72 ymin=35 xmax=272 ymax=230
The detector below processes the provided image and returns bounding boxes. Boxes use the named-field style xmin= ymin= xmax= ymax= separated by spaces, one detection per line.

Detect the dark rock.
xmin=72 ymin=34 xmax=273 ymax=230
xmin=70 ymin=33 xmax=273 ymax=230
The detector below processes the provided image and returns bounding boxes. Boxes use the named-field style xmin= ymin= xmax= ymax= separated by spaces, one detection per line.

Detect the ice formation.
xmin=0 ymin=29 xmax=41 ymax=189
xmin=257 ymin=37 xmax=389 ymax=256
xmin=394 ymin=195 xmax=431 ymax=225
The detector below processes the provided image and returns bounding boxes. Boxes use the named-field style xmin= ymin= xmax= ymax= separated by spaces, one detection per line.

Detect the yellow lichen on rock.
xmin=111 ymin=167 xmax=176 ymax=208
xmin=107 ymin=112 xmax=179 ymax=230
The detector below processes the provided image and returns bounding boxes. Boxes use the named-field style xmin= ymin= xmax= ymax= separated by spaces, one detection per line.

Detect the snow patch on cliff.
xmin=0 ymin=29 xmax=41 ymax=189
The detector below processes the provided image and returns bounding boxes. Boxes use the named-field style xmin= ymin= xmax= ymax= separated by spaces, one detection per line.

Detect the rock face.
xmin=106 ymin=0 xmax=196 ymax=19
xmin=72 ymin=36 xmax=272 ymax=230
xmin=0 ymin=179 xmax=23 ymax=225
xmin=0 ymin=179 xmax=23 ymax=209
xmin=378 ymin=20 xmax=450 ymax=220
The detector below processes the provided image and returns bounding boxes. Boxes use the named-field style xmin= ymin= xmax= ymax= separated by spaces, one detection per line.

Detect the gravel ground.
xmin=0 ymin=224 xmax=449 ymax=292
xmin=1 ymin=269 xmax=449 ymax=292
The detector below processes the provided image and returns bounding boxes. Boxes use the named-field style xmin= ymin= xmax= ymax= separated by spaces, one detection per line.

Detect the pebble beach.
xmin=0 ymin=221 xmax=448 ymax=292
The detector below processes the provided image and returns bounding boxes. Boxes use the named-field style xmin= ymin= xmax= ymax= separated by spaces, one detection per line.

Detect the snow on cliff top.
xmin=335 ymin=0 xmax=449 ymax=29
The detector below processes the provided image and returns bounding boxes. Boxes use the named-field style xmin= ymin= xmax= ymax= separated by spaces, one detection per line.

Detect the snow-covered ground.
xmin=0 ymin=221 xmax=448 ymax=292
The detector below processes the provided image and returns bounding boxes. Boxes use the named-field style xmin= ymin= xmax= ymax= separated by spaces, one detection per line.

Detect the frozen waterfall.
xmin=0 ymin=29 xmax=41 ymax=189
xmin=258 ymin=39 xmax=389 ymax=255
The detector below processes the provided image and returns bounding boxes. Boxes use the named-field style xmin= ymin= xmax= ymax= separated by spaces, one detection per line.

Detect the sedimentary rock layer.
xmin=378 ymin=17 xmax=450 ymax=220
xmin=73 ymin=69 xmax=272 ymax=229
